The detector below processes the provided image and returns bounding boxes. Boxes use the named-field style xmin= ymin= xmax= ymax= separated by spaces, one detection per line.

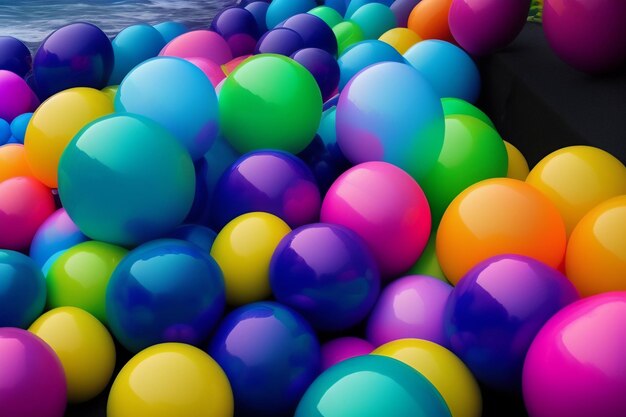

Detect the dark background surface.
xmin=65 ymin=22 xmax=625 ymax=417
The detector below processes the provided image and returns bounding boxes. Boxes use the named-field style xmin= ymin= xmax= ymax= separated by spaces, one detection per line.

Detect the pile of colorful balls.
xmin=1 ymin=1 xmax=625 ymax=417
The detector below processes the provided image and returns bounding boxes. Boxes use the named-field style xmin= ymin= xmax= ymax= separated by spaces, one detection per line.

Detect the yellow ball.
xmin=101 ymin=85 xmax=119 ymax=102
xmin=29 ymin=306 xmax=116 ymax=403
xmin=379 ymin=28 xmax=422 ymax=54
xmin=24 ymin=87 xmax=114 ymax=188
xmin=211 ymin=212 xmax=291 ymax=305
xmin=504 ymin=141 xmax=529 ymax=180
xmin=526 ymin=146 xmax=626 ymax=236
xmin=566 ymin=195 xmax=626 ymax=296
xmin=373 ymin=339 xmax=481 ymax=417
xmin=107 ymin=343 xmax=233 ymax=417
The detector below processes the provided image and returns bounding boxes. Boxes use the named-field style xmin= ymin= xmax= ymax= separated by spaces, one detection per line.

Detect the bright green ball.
xmin=219 ymin=54 xmax=322 ymax=154
xmin=441 ymin=98 xmax=495 ymax=129
xmin=308 ymin=6 xmax=344 ymax=28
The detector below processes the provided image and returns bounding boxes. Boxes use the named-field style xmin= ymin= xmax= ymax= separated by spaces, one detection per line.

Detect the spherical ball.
xmin=321 ymin=162 xmax=431 ymax=279
xmin=29 ymin=208 xmax=87 ymax=268
xmin=308 ymin=6 xmax=343 ymax=29
xmin=523 ymin=292 xmax=626 ymax=417
xmin=185 ymin=57 xmax=226 ymax=87
xmin=0 ymin=250 xmax=46 ymax=328
xmin=295 ymin=354 xmax=451 ymax=417
xmin=9 ymin=112 xmax=33 ymax=143
xmin=351 ymin=3 xmax=398 ymax=40
xmin=108 ymin=343 xmax=233 ymax=417
xmin=109 ymin=24 xmax=166 ymax=84
xmin=504 ymin=141 xmax=530 ymax=180
xmin=160 ymin=30 xmax=233 ymax=65
xmin=436 ymin=178 xmax=567 ymax=284
xmin=153 ymin=21 xmax=188 ymax=43
xmin=245 ymin=1 xmax=270 ymax=34
xmin=407 ymin=0 xmax=455 ymax=43
xmin=255 ymin=27 xmax=305 ymax=56
xmin=0 ymin=36 xmax=32 ymax=77
xmin=280 ymin=13 xmax=338 ymax=56
xmin=0 ymin=328 xmax=66 ymax=417
xmin=333 ymin=21 xmax=365 ymax=55
xmin=167 ymin=224 xmax=217 ymax=253
xmin=441 ymin=97 xmax=495 ymax=128
xmin=211 ymin=7 xmax=259 ymax=57
xmin=270 ymin=223 xmax=381 ymax=331
xmin=444 ymin=254 xmax=578 ymax=389
xmin=0 ymin=143 xmax=34 ymax=183
xmin=337 ymin=40 xmax=405 ymax=91
xmin=0 ymin=70 xmax=37 ymax=123
xmin=106 ymin=239 xmax=225 ymax=352
xmin=29 ymin=307 xmax=116 ymax=403
xmin=321 ymin=337 xmax=374 ymax=371
xmin=58 ymin=114 xmax=195 ymax=246
xmin=219 ymin=54 xmax=322 ymax=154
xmin=291 ymin=47 xmax=340 ymax=101
xmin=379 ymin=27 xmax=422 ymax=54
xmin=266 ymin=0 xmax=317 ymax=29
xmin=367 ymin=275 xmax=453 ymax=347
xmin=209 ymin=301 xmax=321 ymax=417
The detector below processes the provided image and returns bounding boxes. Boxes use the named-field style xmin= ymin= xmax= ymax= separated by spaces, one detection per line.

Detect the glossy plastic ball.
xmin=308 ymin=6 xmax=343 ymax=29
xmin=407 ymin=0 xmax=455 ymax=42
xmin=211 ymin=7 xmax=259 ymax=57
xmin=9 ymin=112 xmax=33 ymax=143
xmin=0 ymin=70 xmax=38 ymax=123
xmin=266 ymin=0 xmax=317 ymax=29
xmin=291 ymin=47 xmax=340 ymax=100
xmin=0 ymin=143 xmax=33 ymax=183
xmin=379 ymin=27 xmax=422 ymax=54
xmin=153 ymin=21 xmax=188 ymax=43
xmin=0 ymin=36 xmax=32 ymax=77
xmin=333 ymin=21 xmax=365 ymax=55
xmin=166 ymin=224 xmax=217 ymax=253
xmin=109 ymin=24 xmax=166 ymax=84
xmin=321 ymin=337 xmax=374 ymax=371
xmin=245 ymin=1 xmax=270 ymax=34
xmin=337 ymin=40 xmax=405 ymax=91
xmin=255 ymin=27 xmax=305 ymax=55
xmin=29 ymin=208 xmax=88 ymax=268
xmin=280 ymin=13 xmax=338 ymax=56
xmin=160 ymin=30 xmax=233 ymax=65
xmin=0 ymin=250 xmax=46 ymax=328
xmin=441 ymin=97 xmax=495 ymax=127
xmin=504 ymin=141 xmax=530 ymax=180
xmin=351 ymin=3 xmax=398 ymax=40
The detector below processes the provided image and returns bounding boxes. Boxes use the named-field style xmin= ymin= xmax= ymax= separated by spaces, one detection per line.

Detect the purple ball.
xmin=291 ymin=48 xmax=340 ymax=101
xmin=0 ymin=328 xmax=67 ymax=417
xmin=0 ymin=36 xmax=32 ymax=77
xmin=367 ymin=275 xmax=453 ymax=347
xmin=211 ymin=150 xmax=321 ymax=229
xmin=448 ymin=0 xmax=531 ymax=56
xmin=391 ymin=0 xmax=422 ymax=27
xmin=270 ymin=223 xmax=381 ymax=331
xmin=255 ymin=27 xmax=305 ymax=56
xmin=280 ymin=13 xmax=338 ymax=56
xmin=245 ymin=1 xmax=271 ymax=34
xmin=544 ymin=0 xmax=626 ymax=74
xmin=33 ymin=22 xmax=113 ymax=99
xmin=29 ymin=208 xmax=88 ymax=268
xmin=321 ymin=337 xmax=375 ymax=371
xmin=211 ymin=7 xmax=260 ymax=57
xmin=0 ymin=70 xmax=38 ymax=123
xmin=444 ymin=254 xmax=579 ymax=390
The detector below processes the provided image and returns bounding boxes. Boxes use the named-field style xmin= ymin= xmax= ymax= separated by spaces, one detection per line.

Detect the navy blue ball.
xmin=0 ymin=36 xmax=32 ymax=77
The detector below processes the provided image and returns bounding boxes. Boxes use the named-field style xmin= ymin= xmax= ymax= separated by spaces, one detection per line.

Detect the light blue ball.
xmin=115 ymin=57 xmax=219 ymax=160
xmin=350 ymin=3 xmax=397 ymax=39
xmin=0 ymin=250 xmax=46 ymax=328
xmin=153 ymin=21 xmax=188 ymax=44
xmin=345 ymin=0 xmax=394 ymax=19
xmin=9 ymin=112 xmax=32 ymax=143
xmin=404 ymin=39 xmax=481 ymax=103
xmin=0 ymin=118 xmax=11 ymax=145
xmin=337 ymin=40 xmax=405 ymax=90
xmin=266 ymin=0 xmax=317 ymax=29
xmin=109 ymin=24 xmax=166 ymax=85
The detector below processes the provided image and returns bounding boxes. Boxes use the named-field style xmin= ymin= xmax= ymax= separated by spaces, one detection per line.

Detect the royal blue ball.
xmin=280 ymin=13 xmax=338 ymax=56
xmin=244 ymin=1 xmax=270 ymax=34
xmin=9 ymin=112 xmax=33 ymax=143
xmin=0 ymin=36 xmax=32 ymax=77
xmin=291 ymin=47 xmax=340 ymax=100
xmin=166 ymin=224 xmax=217 ymax=253
xmin=255 ymin=27 xmax=305 ymax=56
xmin=211 ymin=7 xmax=260 ymax=57
xmin=0 ymin=250 xmax=46 ymax=328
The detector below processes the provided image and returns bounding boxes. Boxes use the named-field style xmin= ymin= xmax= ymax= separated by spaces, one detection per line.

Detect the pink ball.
xmin=321 ymin=337 xmax=375 ymax=371
xmin=160 ymin=30 xmax=233 ymax=65
xmin=185 ymin=57 xmax=226 ymax=87
xmin=0 ymin=70 xmax=37 ymax=122
xmin=321 ymin=161 xmax=431 ymax=279
xmin=367 ymin=275 xmax=453 ymax=347
xmin=523 ymin=291 xmax=626 ymax=417
xmin=0 ymin=328 xmax=67 ymax=417
xmin=0 ymin=176 xmax=56 ymax=251
xmin=543 ymin=0 xmax=626 ymax=73
xmin=448 ymin=0 xmax=531 ymax=56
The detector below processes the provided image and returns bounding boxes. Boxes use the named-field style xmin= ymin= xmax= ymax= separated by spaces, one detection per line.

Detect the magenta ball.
xmin=523 ymin=291 xmax=626 ymax=417
xmin=185 ymin=57 xmax=226 ymax=87
xmin=367 ymin=275 xmax=453 ymax=347
xmin=321 ymin=161 xmax=431 ymax=279
xmin=543 ymin=0 xmax=626 ymax=73
xmin=0 ymin=70 xmax=37 ymax=123
xmin=160 ymin=30 xmax=233 ymax=65
xmin=321 ymin=337 xmax=375 ymax=371
xmin=0 ymin=328 xmax=67 ymax=417
xmin=448 ymin=0 xmax=531 ymax=56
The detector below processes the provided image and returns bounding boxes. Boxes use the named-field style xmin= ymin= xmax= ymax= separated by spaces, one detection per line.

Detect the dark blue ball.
xmin=255 ymin=27 xmax=305 ymax=56
xmin=0 ymin=36 xmax=32 ymax=77
xmin=291 ymin=47 xmax=339 ymax=101
xmin=280 ymin=13 xmax=338 ymax=56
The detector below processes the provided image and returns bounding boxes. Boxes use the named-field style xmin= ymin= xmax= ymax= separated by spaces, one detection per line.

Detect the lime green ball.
xmin=441 ymin=97 xmax=495 ymax=129
xmin=46 ymin=241 xmax=128 ymax=324
xmin=333 ymin=21 xmax=365 ymax=55
xmin=308 ymin=6 xmax=344 ymax=28
xmin=219 ymin=54 xmax=322 ymax=154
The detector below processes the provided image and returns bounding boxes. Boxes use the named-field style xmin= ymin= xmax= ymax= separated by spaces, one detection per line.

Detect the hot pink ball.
xmin=321 ymin=161 xmax=431 ymax=279
xmin=448 ymin=0 xmax=531 ymax=56
xmin=543 ymin=0 xmax=626 ymax=73
xmin=160 ymin=30 xmax=233 ymax=65
xmin=367 ymin=275 xmax=453 ymax=347
xmin=0 ymin=70 xmax=37 ymax=122
xmin=523 ymin=291 xmax=626 ymax=417
xmin=185 ymin=57 xmax=226 ymax=87
xmin=0 ymin=328 xmax=67 ymax=417
xmin=0 ymin=176 xmax=56 ymax=251
xmin=321 ymin=337 xmax=375 ymax=371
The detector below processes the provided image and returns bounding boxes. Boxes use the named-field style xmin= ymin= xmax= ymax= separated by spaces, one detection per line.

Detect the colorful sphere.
xmin=25 ymin=87 xmax=114 ymax=188
xmin=185 ymin=57 xmax=226 ymax=87
xmin=167 ymin=224 xmax=217 ymax=253
xmin=345 ymin=0 xmax=394 ymax=19
xmin=321 ymin=337 xmax=374 ymax=371
xmin=255 ymin=27 xmax=305 ymax=56
xmin=333 ymin=21 xmax=365 ymax=55
xmin=407 ymin=0 xmax=455 ymax=42
xmin=444 ymin=254 xmax=578 ymax=389
xmin=109 ymin=24 xmax=166 ymax=84
xmin=29 ymin=208 xmax=87 ymax=268
xmin=337 ymin=40 xmax=405 ymax=91
xmin=9 ymin=112 xmax=33 ymax=143
xmin=0 ymin=176 xmax=56 ymax=251
xmin=504 ymin=141 xmax=530 ymax=180
xmin=160 ymin=30 xmax=233 ymax=64
xmin=295 ymin=354 xmax=452 ymax=417
xmin=211 ymin=7 xmax=259 ymax=57
xmin=209 ymin=301 xmax=321 ymax=417
xmin=108 ymin=343 xmax=233 ymax=417
xmin=29 ymin=307 xmax=116 ymax=403
xmin=0 ymin=250 xmax=46 ymax=328
xmin=270 ymin=223 xmax=381 ymax=331
xmin=441 ymin=97 xmax=495 ymax=127
xmin=523 ymin=292 xmax=626 ymax=417
xmin=0 ymin=143 xmax=34 ymax=183
xmin=448 ymin=0 xmax=531 ymax=56
xmin=373 ymin=339 xmax=481 ymax=417
xmin=291 ymin=48 xmax=340 ymax=101
xmin=153 ymin=21 xmax=188 ymax=43
xmin=350 ymin=3 xmax=398 ymax=40
xmin=266 ymin=0 xmax=317 ymax=29
xmin=379 ymin=27 xmax=422 ymax=54
xmin=0 ymin=70 xmax=37 ymax=123
xmin=436 ymin=178 xmax=567 ymax=284
xmin=33 ymin=22 xmax=114 ymax=98
xmin=321 ymin=162 xmax=432 ymax=278
xmin=58 ymin=114 xmax=195 ymax=246
xmin=0 ymin=328 xmax=67 ymax=417
xmin=308 ymin=6 xmax=343 ymax=29
xmin=367 ymin=275 xmax=453 ymax=347
xmin=526 ymin=145 xmax=626 ymax=236
xmin=106 ymin=239 xmax=225 ymax=352
xmin=280 ymin=13 xmax=338 ymax=56
xmin=245 ymin=1 xmax=270 ymax=34
xmin=566 ymin=196 xmax=626 ymax=296
xmin=0 ymin=36 xmax=32 ymax=77
xmin=336 ymin=62 xmax=444 ymax=182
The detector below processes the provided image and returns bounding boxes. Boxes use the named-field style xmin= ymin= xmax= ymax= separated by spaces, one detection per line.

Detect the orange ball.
xmin=0 ymin=144 xmax=33 ymax=183
xmin=436 ymin=178 xmax=567 ymax=285
xmin=566 ymin=195 xmax=626 ymax=296
xmin=407 ymin=0 xmax=455 ymax=43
